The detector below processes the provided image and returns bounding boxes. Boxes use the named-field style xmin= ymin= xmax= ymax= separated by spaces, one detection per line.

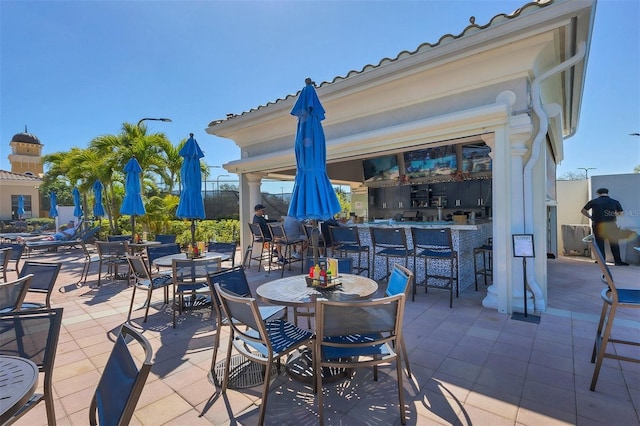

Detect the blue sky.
xmin=1 ymin=0 xmax=638 ymax=193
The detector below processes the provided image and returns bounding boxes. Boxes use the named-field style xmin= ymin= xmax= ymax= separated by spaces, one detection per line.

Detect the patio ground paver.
xmin=6 ymin=244 xmax=639 ymax=425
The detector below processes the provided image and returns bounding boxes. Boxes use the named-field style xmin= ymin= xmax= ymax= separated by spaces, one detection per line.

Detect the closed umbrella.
xmin=72 ymin=187 xmax=83 ymax=222
xmin=120 ymin=157 xmax=146 ymax=235
xmin=176 ymin=133 xmax=205 ymax=246
xmin=92 ymin=180 xmax=105 ymax=218
xmin=287 ymin=78 xmax=341 ymax=264
xmin=17 ymin=195 xmax=25 ymax=219
xmin=49 ymin=192 xmax=58 ymax=218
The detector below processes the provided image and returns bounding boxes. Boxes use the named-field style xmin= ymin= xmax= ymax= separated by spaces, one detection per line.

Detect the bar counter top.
xmin=357 ymin=219 xmax=492 ymax=231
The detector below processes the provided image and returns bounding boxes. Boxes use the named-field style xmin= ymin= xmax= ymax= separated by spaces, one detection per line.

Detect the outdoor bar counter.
xmin=354 ymin=220 xmax=492 ymax=292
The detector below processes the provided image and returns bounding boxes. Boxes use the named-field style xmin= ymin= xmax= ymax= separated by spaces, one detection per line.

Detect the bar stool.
xmin=411 ymin=227 xmax=458 ymax=308
xmin=268 ymin=222 xmax=305 ymax=277
xmin=369 ymin=227 xmax=412 ymax=282
xmin=329 ymin=225 xmax=370 ymax=277
xmin=246 ymin=222 xmax=273 ymax=272
xmin=473 ymin=237 xmax=493 ymax=290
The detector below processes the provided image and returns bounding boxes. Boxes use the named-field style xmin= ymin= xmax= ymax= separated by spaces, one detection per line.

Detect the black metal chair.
xmin=207 ymin=241 xmax=237 ymax=269
xmin=172 ymin=257 xmax=222 ymax=328
xmin=303 ymin=223 xmax=327 ymax=257
xmin=473 ymin=237 xmax=493 ymax=290
xmin=268 ymin=222 xmax=305 ymax=277
xmin=18 ymin=261 xmax=62 ymax=309
xmin=154 ymin=234 xmax=177 ymax=244
xmin=0 ymin=242 xmax=26 ymax=278
xmin=89 ymin=323 xmax=153 ymax=426
xmin=0 ymin=274 xmax=33 ymax=312
xmin=146 ymin=243 xmax=181 ymax=273
xmin=0 ymin=247 xmax=10 ymax=282
xmin=215 ymin=283 xmax=313 ymax=425
xmin=107 ymin=235 xmax=133 ymax=242
xmin=314 ymin=294 xmax=407 ymax=425
xmin=385 ymin=264 xmax=414 ymax=378
xmin=246 ymin=222 xmax=274 ymax=272
xmin=369 ymin=227 xmax=412 ymax=282
xmin=126 ymin=254 xmax=172 ymax=322
xmin=206 ymin=266 xmax=287 ymax=384
xmin=0 ymin=307 xmax=64 ymax=425
xmin=410 ymin=227 xmax=458 ymax=307
xmin=588 ymin=239 xmax=640 ymax=391
xmin=329 ymin=225 xmax=370 ymax=277
xmin=95 ymin=241 xmax=130 ymax=286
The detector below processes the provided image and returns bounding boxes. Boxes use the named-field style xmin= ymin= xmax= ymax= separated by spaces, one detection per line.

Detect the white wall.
xmin=590 ymin=173 xmax=640 ymax=264
xmin=557 ymin=179 xmax=589 ymax=255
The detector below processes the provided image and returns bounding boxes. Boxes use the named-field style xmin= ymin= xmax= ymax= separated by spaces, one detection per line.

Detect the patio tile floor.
xmin=8 ymin=245 xmax=640 ymax=425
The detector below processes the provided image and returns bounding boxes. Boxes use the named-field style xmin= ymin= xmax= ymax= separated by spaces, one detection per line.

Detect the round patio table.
xmin=0 ymin=355 xmax=39 ymax=424
xmin=152 ymin=251 xmax=230 ymax=268
xmin=256 ymin=273 xmax=378 ymax=383
xmin=256 ymin=273 xmax=378 ymax=307
xmin=129 ymin=240 xmax=161 ymax=254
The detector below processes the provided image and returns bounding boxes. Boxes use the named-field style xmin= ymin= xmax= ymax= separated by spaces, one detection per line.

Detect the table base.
xmin=209 ymin=354 xmax=276 ymax=389
xmin=285 ymin=348 xmax=352 ymax=384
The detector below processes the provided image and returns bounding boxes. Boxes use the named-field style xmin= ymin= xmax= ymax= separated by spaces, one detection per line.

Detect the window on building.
xmin=11 ymin=194 xmax=32 ymax=219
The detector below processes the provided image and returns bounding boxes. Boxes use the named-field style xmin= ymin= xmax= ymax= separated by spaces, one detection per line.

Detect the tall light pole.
xmin=137 ymin=117 xmax=172 ymax=127
xmin=577 ymin=167 xmax=596 ymax=179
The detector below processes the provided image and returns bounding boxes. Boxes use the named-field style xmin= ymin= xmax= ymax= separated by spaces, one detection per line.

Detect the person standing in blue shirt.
xmin=581 ymin=188 xmax=628 ymax=266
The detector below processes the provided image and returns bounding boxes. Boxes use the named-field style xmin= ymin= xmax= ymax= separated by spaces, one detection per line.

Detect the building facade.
xmin=205 ymin=0 xmax=596 ymax=314
xmin=1 ymin=129 xmax=44 ymax=219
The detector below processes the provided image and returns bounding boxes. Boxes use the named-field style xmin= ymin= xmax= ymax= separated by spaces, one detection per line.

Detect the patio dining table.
xmin=0 ymin=355 xmax=39 ymax=424
xmin=256 ymin=273 xmax=378 ymax=382
xmin=151 ymin=251 xmax=230 ymax=268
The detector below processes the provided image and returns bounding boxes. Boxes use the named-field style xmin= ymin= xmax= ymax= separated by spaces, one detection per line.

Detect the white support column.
xmin=482 ymin=127 xmax=513 ymax=313
xmin=240 ymin=173 xmax=264 ymax=251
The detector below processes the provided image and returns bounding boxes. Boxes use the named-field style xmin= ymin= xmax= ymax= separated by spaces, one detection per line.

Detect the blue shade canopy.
xmin=176 ymin=134 xmax=205 ymax=220
xmin=92 ymin=180 xmax=105 ymax=217
xmin=72 ymin=187 xmax=83 ymax=218
xmin=49 ymin=192 xmax=58 ymax=218
xmin=17 ymin=195 xmax=25 ymax=217
xmin=120 ymin=157 xmax=146 ymax=216
xmin=287 ymin=80 xmax=340 ymax=220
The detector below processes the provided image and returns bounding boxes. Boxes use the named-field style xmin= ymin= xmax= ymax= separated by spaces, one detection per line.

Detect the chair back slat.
xmin=96 ymin=241 xmax=129 ymax=257
xmin=215 ymin=283 xmax=264 ymax=336
xmin=411 ymin=227 xmax=453 ymax=250
xmin=19 ymin=261 xmax=62 ymax=292
xmin=107 ymin=235 xmax=133 ymax=242
xmin=320 ymin=296 xmax=401 ymax=337
xmin=173 ymin=257 xmax=221 ymax=284
xmin=0 ymin=307 xmax=64 ymax=424
xmin=208 ymin=266 xmax=251 ymax=297
xmin=386 ymin=264 xmax=413 ymax=298
xmin=0 ymin=274 xmax=32 ymax=311
xmin=90 ymin=323 xmax=153 ymax=426
xmin=589 ymin=240 xmax=618 ymax=299
xmin=248 ymin=222 xmax=271 ymax=241
xmin=154 ymin=234 xmax=177 ymax=244
xmin=330 ymin=225 xmax=359 ymax=245
xmin=208 ymin=242 xmax=237 ymax=268
xmin=126 ymin=255 xmax=151 ymax=281
xmin=146 ymin=243 xmax=181 ymax=265
xmin=371 ymin=227 xmax=407 ymax=247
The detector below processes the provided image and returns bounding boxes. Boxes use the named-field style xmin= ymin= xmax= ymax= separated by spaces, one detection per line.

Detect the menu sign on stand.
xmin=511 ymin=234 xmax=540 ymax=323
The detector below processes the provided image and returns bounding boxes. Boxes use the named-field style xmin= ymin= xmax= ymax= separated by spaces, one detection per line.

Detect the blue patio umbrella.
xmin=287 ymin=78 xmax=341 ymax=263
xmin=17 ymin=195 xmax=25 ymax=219
xmin=72 ymin=187 xmax=83 ymax=221
xmin=176 ymin=133 xmax=205 ymax=245
xmin=49 ymin=192 xmax=58 ymax=218
xmin=120 ymin=157 xmax=146 ymax=233
xmin=92 ymin=180 xmax=105 ymax=218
